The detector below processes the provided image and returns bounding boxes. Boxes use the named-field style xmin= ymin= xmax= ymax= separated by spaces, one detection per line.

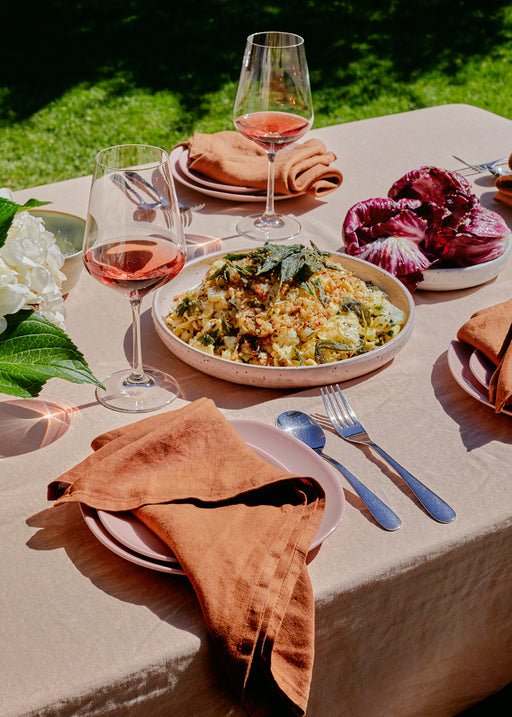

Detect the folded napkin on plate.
xmin=47 ymin=397 xmax=325 ymax=716
xmin=494 ymin=171 xmax=512 ymax=207
xmin=184 ymin=131 xmax=343 ymax=197
xmin=457 ymin=298 xmax=512 ymax=412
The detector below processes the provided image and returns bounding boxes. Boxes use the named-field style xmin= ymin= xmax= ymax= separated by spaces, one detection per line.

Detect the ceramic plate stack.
xmin=448 ymin=339 xmax=512 ymax=415
xmin=80 ymin=420 xmax=345 ymax=573
xmin=170 ymin=145 xmax=303 ymax=202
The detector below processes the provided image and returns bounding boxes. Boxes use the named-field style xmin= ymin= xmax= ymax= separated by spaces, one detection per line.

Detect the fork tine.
xmin=320 ymin=388 xmax=342 ymax=431
xmin=325 ymin=386 xmax=349 ymax=425
xmin=332 ymin=385 xmax=358 ymax=424
xmin=454 ymin=167 xmax=479 ymax=175
xmin=323 ymin=386 xmax=350 ymax=428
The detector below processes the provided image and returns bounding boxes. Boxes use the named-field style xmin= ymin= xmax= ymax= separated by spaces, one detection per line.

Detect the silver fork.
xmin=452 ymin=155 xmax=509 ymax=176
xmin=320 ymin=385 xmax=456 ymax=523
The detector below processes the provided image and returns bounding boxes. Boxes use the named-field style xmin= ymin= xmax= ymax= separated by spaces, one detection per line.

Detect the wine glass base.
xmin=95 ymin=368 xmax=180 ymax=413
xmin=236 ymin=214 xmax=301 ymax=242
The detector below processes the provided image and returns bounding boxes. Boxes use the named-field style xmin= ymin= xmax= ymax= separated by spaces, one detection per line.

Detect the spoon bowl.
xmin=276 ymin=410 xmax=402 ymax=531
xmin=276 ymin=410 xmax=326 ymax=450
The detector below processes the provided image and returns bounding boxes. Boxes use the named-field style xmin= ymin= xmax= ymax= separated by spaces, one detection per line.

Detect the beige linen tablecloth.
xmin=2 ymin=104 xmax=512 ymax=716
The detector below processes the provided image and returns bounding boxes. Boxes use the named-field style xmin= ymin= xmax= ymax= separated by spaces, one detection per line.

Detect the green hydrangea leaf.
xmin=0 ymin=197 xmax=50 ymax=249
xmin=0 ymin=310 xmax=103 ymax=398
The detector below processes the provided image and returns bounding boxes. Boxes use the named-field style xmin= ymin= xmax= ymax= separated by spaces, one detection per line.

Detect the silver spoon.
xmin=276 ymin=410 xmax=402 ymax=531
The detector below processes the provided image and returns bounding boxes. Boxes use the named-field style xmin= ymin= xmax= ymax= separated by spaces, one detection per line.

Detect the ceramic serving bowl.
xmin=417 ymin=233 xmax=512 ymax=291
xmin=29 ymin=209 xmax=86 ymax=296
xmin=152 ymin=249 xmax=416 ymax=388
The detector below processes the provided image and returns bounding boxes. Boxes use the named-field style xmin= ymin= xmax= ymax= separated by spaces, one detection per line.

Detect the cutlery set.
xmin=277 ymin=383 xmax=456 ymax=530
xmin=110 ymin=170 xmax=205 ymax=227
xmin=452 ymin=155 xmax=510 ymax=177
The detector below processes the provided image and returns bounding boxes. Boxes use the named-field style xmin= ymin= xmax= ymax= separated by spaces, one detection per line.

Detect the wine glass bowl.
xmin=233 ymin=31 xmax=313 ymax=241
xmin=83 ymin=143 xmax=186 ymax=413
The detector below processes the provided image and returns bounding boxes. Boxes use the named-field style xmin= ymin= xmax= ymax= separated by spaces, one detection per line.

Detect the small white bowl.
xmin=152 ymin=250 xmax=415 ymax=388
xmin=417 ymin=233 xmax=512 ymax=291
xmin=29 ymin=209 xmax=85 ymax=296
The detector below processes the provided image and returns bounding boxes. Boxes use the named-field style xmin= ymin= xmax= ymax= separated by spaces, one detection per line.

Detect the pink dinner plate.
xmin=447 ymin=339 xmax=512 ymax=416
xmin=468 ymin=348 xmax=494 ymax=391
xmin=80 ymin=418 xmax=345 ymax=574
xmin=177 ymin=147 xmax=257 ymax=194
xmin=97 ymin=510 xmax=177 ymax=563
xmin=169 ymin=146 xmax=302 ymax=202
xmin=80 ymin=504 xmax=185 ymax=575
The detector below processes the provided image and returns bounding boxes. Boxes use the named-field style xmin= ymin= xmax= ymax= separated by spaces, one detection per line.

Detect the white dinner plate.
xmin=152 ymin=248 xmax=415 ymax=388
xmin=447 ymin=339 xmax=512 ymax=416
xmin=169 ymin=146 xmax=299 ymax=202
xmin=80 ymin=419 xmax=345 ymax=574
xmin=417 ymin=233 xmax=512 ymax=291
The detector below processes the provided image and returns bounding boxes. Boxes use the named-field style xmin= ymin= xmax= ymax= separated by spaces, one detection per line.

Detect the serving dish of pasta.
xmin=152 ymin=243 xmax=415 ymax=388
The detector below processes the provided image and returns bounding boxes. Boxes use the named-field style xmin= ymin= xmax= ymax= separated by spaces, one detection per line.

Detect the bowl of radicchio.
xmin=342 ymin=166 xmax=511 ymax=291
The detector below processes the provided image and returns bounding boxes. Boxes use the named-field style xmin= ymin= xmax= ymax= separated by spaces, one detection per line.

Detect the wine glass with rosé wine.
xmin=233 ymin=31 xmax=314 ymax=241
xmin=83 ymin=144 xmax=186 ymax=413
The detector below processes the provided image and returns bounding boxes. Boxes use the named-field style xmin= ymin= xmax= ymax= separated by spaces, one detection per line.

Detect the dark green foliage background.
xmin=2 ymin=0 xmax=511 ymax=188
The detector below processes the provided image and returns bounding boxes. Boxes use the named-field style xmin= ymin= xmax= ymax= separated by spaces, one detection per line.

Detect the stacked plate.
xmin=80 ymin=420 xmax=345 ymax=574
xmin=448 ymin=339 xmax=511 ymax=415
xmin=170 ymin=145 xmax=301 ymax=202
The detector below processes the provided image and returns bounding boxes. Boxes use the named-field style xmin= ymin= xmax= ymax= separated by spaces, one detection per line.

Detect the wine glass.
xmin=83 ymin=144 xmax=186 ymax=413
xmin=233 ymin=31 xmax=314 ymax=242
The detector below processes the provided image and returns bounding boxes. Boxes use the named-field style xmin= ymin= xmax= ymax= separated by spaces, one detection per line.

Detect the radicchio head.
xmin=343 ymin=166 xmax=509 ymax=289
xmin=343 ymin=196 xmax=433 ymax=289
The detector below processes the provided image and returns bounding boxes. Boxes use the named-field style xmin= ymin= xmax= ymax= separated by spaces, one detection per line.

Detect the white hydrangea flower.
xmin=0 ymin=187 xmax=66 ymax=334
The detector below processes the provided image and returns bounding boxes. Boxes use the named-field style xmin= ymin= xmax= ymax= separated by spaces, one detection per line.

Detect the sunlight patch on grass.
xmin=0 ymin=80 xmax=185 ymax=189
xmin=3 ymin=35 xmax=512 ymax=189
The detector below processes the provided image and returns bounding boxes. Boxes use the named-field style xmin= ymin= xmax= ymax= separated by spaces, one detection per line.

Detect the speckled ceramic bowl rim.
xmin=417 ymin=232 xmax=512 ymax=291
xmin=28 ymin=208 xmax=85 ymax=257
xmin=151 ymin=249 xmax=415 ymax=388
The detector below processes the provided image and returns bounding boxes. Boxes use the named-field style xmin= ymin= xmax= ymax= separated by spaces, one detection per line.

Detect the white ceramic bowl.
xmin=417 ymin=233 xmax=512 ymax=291
xmin=152 ymin=250 xmax=415 ymax=388
xmin=29 ymin=209 xmax=85 ymax=296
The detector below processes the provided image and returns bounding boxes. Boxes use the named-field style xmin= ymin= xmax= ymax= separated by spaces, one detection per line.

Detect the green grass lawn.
xmin=2 ymin=0 xmax=512 ymax=189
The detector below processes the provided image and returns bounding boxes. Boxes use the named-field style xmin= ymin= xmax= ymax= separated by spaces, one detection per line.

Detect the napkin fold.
xmin=494 ymin=172 xmax=512 ymax=207
xmin=47 ymin=398 xmax=325 ymax=716
xmin=184 ymin=131 xmax=343 ymax=197
xmin=457 ymin=299 xmax=512 ymax=412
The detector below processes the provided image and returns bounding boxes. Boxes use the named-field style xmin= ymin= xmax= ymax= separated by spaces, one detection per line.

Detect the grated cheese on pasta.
xmin=165 ymin=243 xmax=406 ymax=367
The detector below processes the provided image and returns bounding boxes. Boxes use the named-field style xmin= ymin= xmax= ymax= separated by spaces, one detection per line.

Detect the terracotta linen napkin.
xmin=457 ymin=299 xmax=512 ymax=412
xmin=494 ymin=172 xmax=512 ymax=207
xmin=47 ymin=397 xmax=326 ymax=716
xmin=184 ymin=131 xmax=343 ymax=197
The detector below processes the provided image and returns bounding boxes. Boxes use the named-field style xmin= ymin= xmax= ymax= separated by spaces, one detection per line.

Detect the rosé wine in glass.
xmin=233 ymin=32 xmax=313 ymax=241
xmin=82 ymin=144 xmax=187 ymax=413
xmin=234 ymin=111 xmax=311 ymax=152
xmin=83 ymin=237 xmax=185 ymax=299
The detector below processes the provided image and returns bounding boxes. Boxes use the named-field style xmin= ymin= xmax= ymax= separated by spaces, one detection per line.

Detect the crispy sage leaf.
xmin=314 ymin=339 xmax=360 ymax=364
xmin=0 ymin=310 xmax=103 ymax=398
